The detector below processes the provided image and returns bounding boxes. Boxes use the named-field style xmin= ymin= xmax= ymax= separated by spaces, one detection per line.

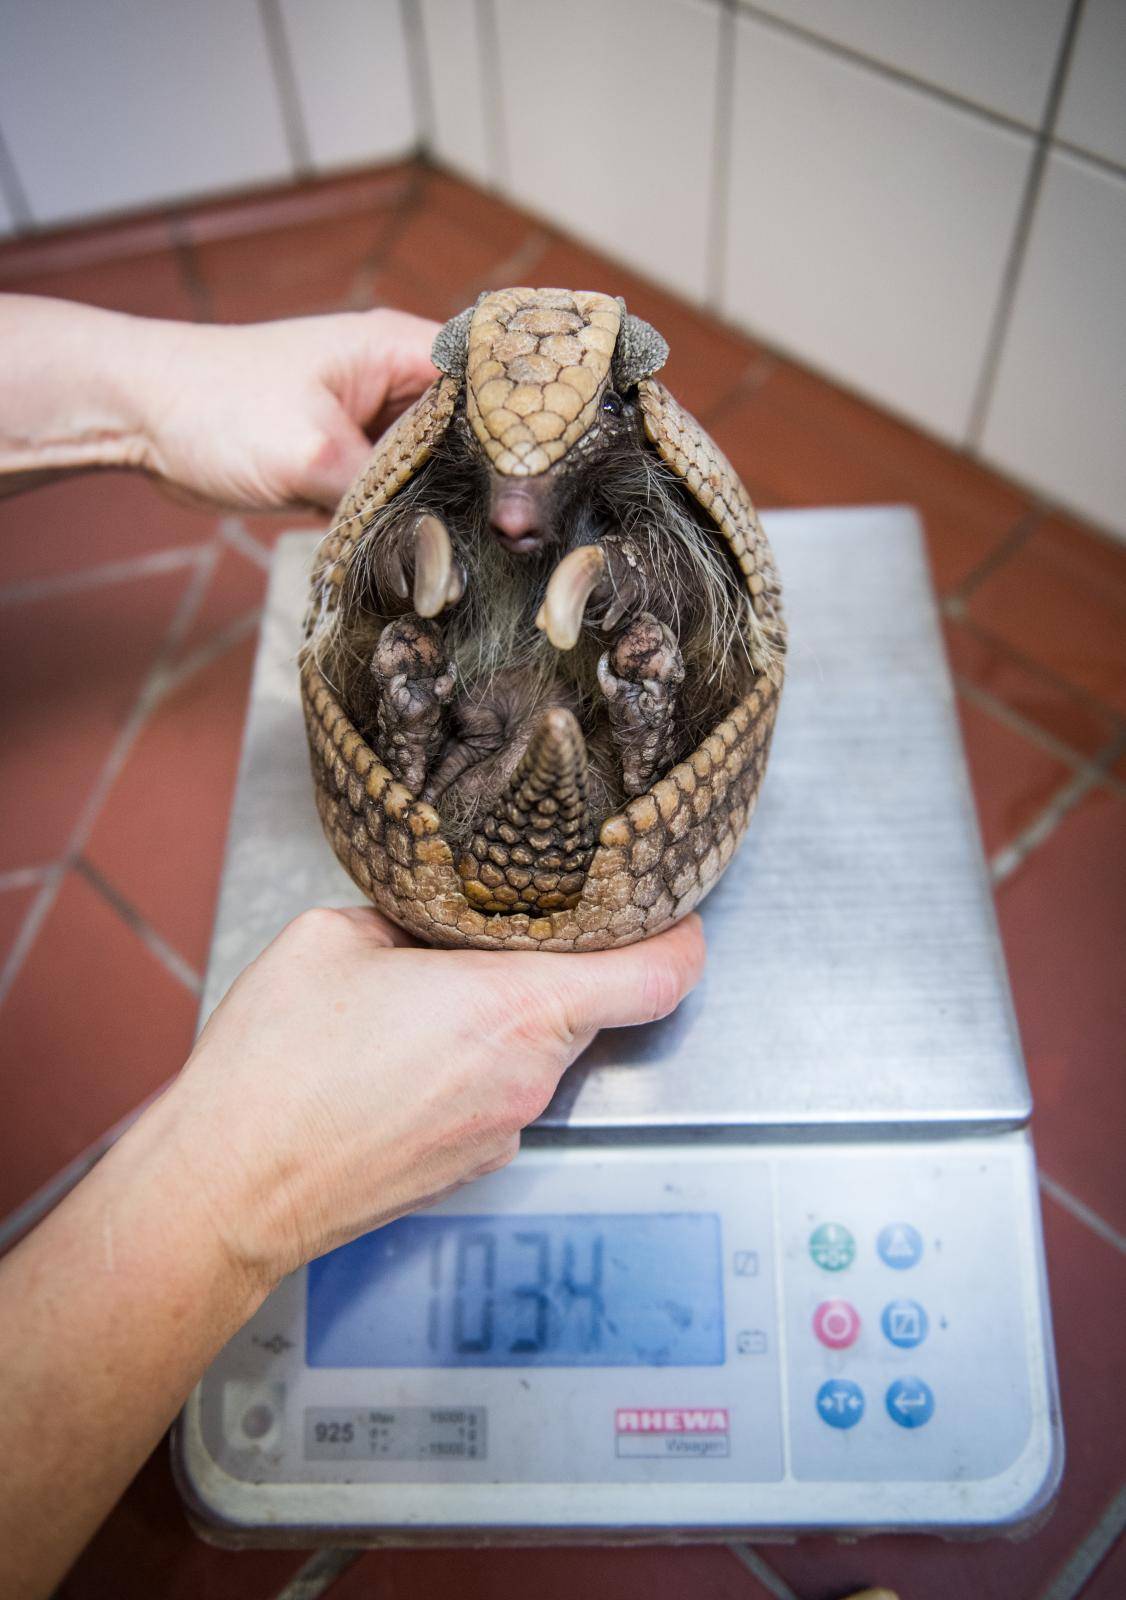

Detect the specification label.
xmin=304 ymin=1407 xmax=487 ymax=1462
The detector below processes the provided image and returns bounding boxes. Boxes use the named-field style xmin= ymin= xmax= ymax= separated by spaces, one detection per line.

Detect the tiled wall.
xmin=0 ymin=0 xmax=1123 ymax=541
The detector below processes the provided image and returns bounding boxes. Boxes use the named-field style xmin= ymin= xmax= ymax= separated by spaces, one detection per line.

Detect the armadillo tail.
xmin=455 ymin=707 xmax=595 ymax=916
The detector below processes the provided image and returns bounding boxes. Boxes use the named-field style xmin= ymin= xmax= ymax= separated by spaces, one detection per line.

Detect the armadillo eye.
xmin=601 ymin=390 xmax=624 ymax=417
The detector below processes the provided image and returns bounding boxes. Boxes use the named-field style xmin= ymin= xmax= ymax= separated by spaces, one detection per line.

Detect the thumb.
xmin=297 ymin=411 xmax=374 ymax=510
xmin=544 ymin=914 xmax=706 ymax=1037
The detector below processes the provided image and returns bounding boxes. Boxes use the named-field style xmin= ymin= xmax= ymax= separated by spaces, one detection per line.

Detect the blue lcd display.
xmin=307 ymin=1213 xmax=724 ymax=1368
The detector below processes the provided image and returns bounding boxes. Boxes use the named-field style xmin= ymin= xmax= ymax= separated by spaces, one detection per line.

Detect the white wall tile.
xmin=493 ymin=0 xmax=719 ymax=301
xmin=0 ymin=184 xmax=14 ymax=236
xmin=0 ymin=0 xmax=292 ymax=225
xmin=981 ymin=153 xmax=1126 ymax=539
xmin=279 ymin=0 xmax=416 ymax=172
xmin=419 ymin=0 xmax=493 ymax=185
xmin=747 ymin=0 xmax=1070 ymax=127
xmin=724 ymin=16 xmax=1033 ymax=441
xmin=1056 ymin=0 xmax=1126 ymax=171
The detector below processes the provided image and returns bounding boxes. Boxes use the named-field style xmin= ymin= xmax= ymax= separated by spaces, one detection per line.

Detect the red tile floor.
xmin=1 ymin=161 xmax=1123 ymax=1600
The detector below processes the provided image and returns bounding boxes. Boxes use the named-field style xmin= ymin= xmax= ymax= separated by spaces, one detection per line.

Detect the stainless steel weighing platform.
xmin=177 ymin=508 xmax=1062 ymax=1545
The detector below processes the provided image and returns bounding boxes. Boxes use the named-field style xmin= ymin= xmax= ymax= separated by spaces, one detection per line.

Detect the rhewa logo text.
xmin=615 ymin=1408 xmax=729 ymax=1434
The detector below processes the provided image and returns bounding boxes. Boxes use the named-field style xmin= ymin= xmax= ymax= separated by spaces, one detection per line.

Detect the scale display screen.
xmin=307 ymin=1212 xmax=725 ymax=1368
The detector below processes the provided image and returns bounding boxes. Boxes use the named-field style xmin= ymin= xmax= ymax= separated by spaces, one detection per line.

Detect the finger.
xmin=332 ymin=905 xmax=421 ymax=949
xmin=544 ymin=914 xmax=706 ymax=1036
xmin=298 ymin=415 xmax=374 ymax=509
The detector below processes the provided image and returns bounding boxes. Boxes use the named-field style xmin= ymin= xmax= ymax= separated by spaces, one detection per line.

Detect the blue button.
xmin=816 ymin=1379 xmax=865 ymax=1429
xmin=886 ymin=1377 xmax=934 ymax=1428
xmin=881 ymin=1299 xmax=928 ymax=1348
xmin=877 ymin=1223 xmax=923 ymax=1269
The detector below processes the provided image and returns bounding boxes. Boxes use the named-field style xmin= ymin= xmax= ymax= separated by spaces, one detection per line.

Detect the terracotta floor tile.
xmin=330 ymin=1543 xmax=773 ymax=1600
xmin=944 ymin=618 xmax=1120 ymax=763
xmin=0 ymin=473 xmax=213 ymax=587
xmin=423 ymin=167 xmax=544 ymax=263
xmin=381 ymin=198 xmax=539 ymax=311
xmin=85 ymin=636 xmax=257 ymax=972
xmin=0 ymin=883 xmax=39 ymax=970
xmin=57 ymin=1437 xmax=305 ymax=1600
xmin=7 ymin=248 xmax=198 ymax=320
xmin=241 ymin=509 xmax=328 ymax=553
xmin=955 ymin=693 xmax=1073 ymax=857
xmin=708 ymin=366 xmax=1034 ymax=593
xmin=1080 ymin=1529 xmax=1126 ymax=1598
xmin=172 ymin=543 xmax=266 ymax=662
xmin=996 ymin=786 xmax=1126 ymax=1234
xmin=0 ymin=214 xmax=178 ymax=283
xmin=967 ymin=516 xmax=1126 ymax=717
xmin=0 ymin=871 xmax=197 ymax=1217
xmin=757 ymin=1195 xmax=1124 ymax=1600
xmin=526 ymin=234 xmax=762 ymax=422
xmin=0 ymin=567 xmax=189 ymax=873
xmin=368 ymin=259 xmax=464 ymax=322
xmin=191 ymin=210 xmax=398 ymax=322
xmin=178 ymin=162 xmax=417 ymax=248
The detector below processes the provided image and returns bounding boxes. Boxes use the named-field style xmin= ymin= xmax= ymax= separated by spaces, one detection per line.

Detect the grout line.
xmin=219 ymin=514 xmax=275 ymax=571
xmin=954 ymin=675 xmax=1096 ymax=778
xmin=0 ymin=117 xmax=34 ymax=232
xmin=0 ymin=1082 xmax=168 ymax=1256
xmin=0 ymin=864 xmax=53 ymax=894
xmin=273 ymin=1549 xmax=364 ymax=1600
xmin=158 ymin=606 xmax=263 ymax=702
xmin=1038 ymin=1482 xmax=1126 ymax=1600
xmin=476 ymin=0 xmax=511 ymax=190
xmin=727 ymin=1543 xmax=800 ymax=1599
xmin=74 ymin=856 xmax=203 ymax=997
xmin=1040 ymin=1172 xmax=1126 ymax=1258
xmin=964 ymin=0 xmax=1086 ymax=447
xmin=705 ymin=0 xmax=738 ymax=310
xmin=734 ymin=0 xmax=1049 ymax=139
xmin=0 ymin=547 xmax=216 ymax=1012
xmin=168 ymin=213 xmax=214 ymax=322
xmin=948 ymin=508 xmax=1044 ymax=603
xmin=257 ymin=0 xmax=314 ymax=178
xmin=400 ymin=0 xmax=435 ymax=156
xmin=989 ymin=766 xmax=1097 ymax=886
xmin=0 ymin=543 xmax=209 ymax=607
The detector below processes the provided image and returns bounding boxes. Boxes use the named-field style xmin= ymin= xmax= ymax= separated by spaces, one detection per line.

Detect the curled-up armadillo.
xmin=300 ymin=287 xmax=785 ymax=951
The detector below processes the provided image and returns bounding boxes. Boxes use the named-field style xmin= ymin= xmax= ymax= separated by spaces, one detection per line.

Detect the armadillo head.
xmin=432 ymin=288 xmax=668 ymax=551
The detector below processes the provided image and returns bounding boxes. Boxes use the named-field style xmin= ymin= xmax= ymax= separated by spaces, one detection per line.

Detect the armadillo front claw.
xmin=535 ymin=544 xmax=607 ymax=650
xmin=598 ymin=613 xmax=685 ymax=796
xmin=386 ymin=513 xmax=466 ymax=618
xmin=371 ymin=616 xmax=457 ymax=795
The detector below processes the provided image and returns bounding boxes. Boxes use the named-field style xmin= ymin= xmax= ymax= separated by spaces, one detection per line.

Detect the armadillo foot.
xmin=598 ymin=613 xmax=685 ymax=796
xmin=371 ymin=616 xmax=457 ymax=795
xmin=383 ymin=512 xmax=466 ymax=618
xmin=535 ymin=538 xmax=651 ymax=650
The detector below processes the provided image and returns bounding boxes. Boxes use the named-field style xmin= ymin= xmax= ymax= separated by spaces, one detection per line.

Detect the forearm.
xmin=0 ymin=1082 xmax=268 ymax=1600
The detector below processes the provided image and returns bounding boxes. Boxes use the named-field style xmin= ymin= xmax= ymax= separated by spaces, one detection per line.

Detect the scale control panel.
xmin=180 ymin=1135 xmax=1060 ymax=1538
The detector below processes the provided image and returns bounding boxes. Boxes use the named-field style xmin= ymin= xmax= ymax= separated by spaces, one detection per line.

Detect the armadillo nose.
xmin=490 ymin=482 xmax=544 ymax=552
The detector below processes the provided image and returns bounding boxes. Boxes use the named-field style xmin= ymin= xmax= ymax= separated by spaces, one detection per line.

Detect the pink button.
xmin=813 ymin=1299 xmax=861 ymax=1349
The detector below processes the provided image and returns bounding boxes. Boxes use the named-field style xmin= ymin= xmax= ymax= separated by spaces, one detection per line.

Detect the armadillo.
xmin=300 ymin=287 xmax=785 ymax=951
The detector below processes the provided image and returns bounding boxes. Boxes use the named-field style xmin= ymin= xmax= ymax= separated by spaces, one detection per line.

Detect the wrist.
xmin=0 ymin=296 xmax=166 ymax=488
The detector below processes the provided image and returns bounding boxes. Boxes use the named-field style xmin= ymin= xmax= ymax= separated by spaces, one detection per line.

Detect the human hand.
xmin=163 ymin=905 xmax=705 ymax=1289
xmin=133 ymin=308 xmax=439 ymax=512
xmin=0 ymin=296 xmax=438 ymax=511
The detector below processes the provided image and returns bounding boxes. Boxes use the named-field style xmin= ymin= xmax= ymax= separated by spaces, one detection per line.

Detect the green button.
xmin=809 ymin=1223 xmax=855 ymax=1271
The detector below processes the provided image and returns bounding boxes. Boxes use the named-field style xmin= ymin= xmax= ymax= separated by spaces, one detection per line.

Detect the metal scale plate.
xmin=177 ymin=509 xmax=1062 ymax=1544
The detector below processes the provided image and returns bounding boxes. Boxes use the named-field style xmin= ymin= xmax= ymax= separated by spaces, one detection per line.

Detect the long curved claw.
xmin=413 ymin=513 xmax=458 ymax=618
xmin=535 ymin=544 xmax=607 ymax=650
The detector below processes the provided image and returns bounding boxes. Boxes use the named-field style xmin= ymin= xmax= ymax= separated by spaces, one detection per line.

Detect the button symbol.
xmin=816 ymin=1379 xmax=864 ymax=1429
xmin=737 ymin=1329 xmax=768 ymax=1355
xmin=882 ymin=1298 xmax=928 ymax=1348
xmin=886 ymin=1377 xmax=934 ymax=1428
xmin=733 ymin=1250 xmax=759 ymax=1277
xmin=809 ymin=1223 xmax=856 ymax=1271
xmin=813 ymin=1299 xmax=861 ymax=1349
xmin=877 ymin=1223 xmax=923 ymax=1269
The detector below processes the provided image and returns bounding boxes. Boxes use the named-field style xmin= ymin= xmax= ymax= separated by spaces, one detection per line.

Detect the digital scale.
xmin=176 ymin=508 xmax=1062 ymax=1546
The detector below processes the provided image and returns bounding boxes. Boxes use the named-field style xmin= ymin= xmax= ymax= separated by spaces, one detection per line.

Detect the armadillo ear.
xmin=613 ymin=306 xmax=669 ymax=392
xmin=430 ymin=304 xmax=476 ymax=379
